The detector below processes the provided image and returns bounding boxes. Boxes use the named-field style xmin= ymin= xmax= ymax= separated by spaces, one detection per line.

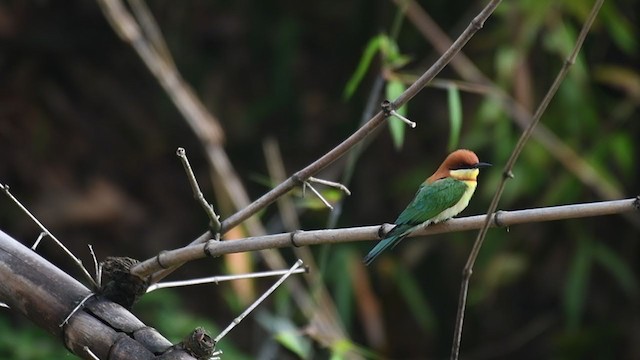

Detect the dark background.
xmin=1 ymin=0 xmax=639 ymax=359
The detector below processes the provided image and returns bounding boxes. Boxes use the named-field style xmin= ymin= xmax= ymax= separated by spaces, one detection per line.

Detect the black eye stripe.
xmin=451 ymin=164 xmax=475 ymax=170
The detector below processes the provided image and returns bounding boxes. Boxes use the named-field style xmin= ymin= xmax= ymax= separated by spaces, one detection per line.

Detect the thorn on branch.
xmin=634 ymin=196 xmax=640 ymax=211
xmin=307 ymin=177 xmax=352 ymax=196
xmin=381 ymin=100 xmax=417 ymax=128
xmin=503 ymin=170 xmax=515 ymax=179
xmin=301 ymin=177 xmax=351 ymax=211
xmin=303 ymin=181 xmax=333 ymax=210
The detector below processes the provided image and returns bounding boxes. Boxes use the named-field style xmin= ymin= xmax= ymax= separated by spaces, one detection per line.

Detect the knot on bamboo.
xmin=98 ymin=257 xmax=149 ymax=309
xmin=180 ymin=327 xmax=215 ymax=359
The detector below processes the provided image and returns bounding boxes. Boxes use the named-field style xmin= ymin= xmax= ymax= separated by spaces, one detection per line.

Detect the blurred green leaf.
xmin=343 ymin=34 xmax=410 ymax=100
xmin=343 ymin=35 xmax=384 ymax=100
xmin=256 ymin=312 xmax=312 ymax=359
xmin=495 ymin=47 xmax=518 ymax=86
xmin=447 ymin=85 xmax=462 ymax=152
xmin=564 ymin=238 xmax=593 ymax=332
xmin=482 ymin=252 xmax=528 ymax=290
xmin=608 ymin=133 xmax=634 ymax=177
xmin=330 ymin=338 xmax=379 ymax=360
xmin=274 ymin=331 xmax=311 ymax=359
xmin=592 ymin=242 xmax=638 ymax=296
xmin=386 ymin=79 xmax=408 ymax=150
xmin=393 ymin=264 xmax=437 ymax=332
xmin=600 ymin=2 xmax=638 ymax=54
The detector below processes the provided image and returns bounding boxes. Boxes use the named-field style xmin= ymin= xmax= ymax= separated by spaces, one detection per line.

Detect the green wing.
xmin=392 ymin=177 xmax=468 ymax=233
xmin=364 ymin=178 xmax=467 ymax=265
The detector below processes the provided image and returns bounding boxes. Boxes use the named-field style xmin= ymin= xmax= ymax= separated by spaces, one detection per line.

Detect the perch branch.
xmin=132 ymin=197 xmax=637 ymax=277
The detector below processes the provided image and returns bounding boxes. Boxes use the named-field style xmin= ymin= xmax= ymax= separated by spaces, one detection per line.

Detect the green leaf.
xmin=600 ymin=2 xmax=638 ymax=54
xmin=256 ymin=312 xmax=312 ymax=359
xmin=393 ymin=264 xmax=437 ymax=332
xmin=564 ymin=238 xmax=593 ymax=331
xmin=330 ymin=338 xmax=379 ymax=360
xmin=386 ymin=79 xmax=408 ymax=150
xmin=592 ymin=242 xmax=638 ymax=296
xmin=274 ymin=331 xmax=311 ymax=359
xmin=343 ymin=34 xmax=410 ymax=100
xmin=447 ymin=85 xmax=462 ymax=152
xmin=343 ymin=35 xmax=384 ymax=100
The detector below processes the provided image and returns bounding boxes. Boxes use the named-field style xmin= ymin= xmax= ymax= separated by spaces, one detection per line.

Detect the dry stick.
xmin=146 ymin=266 xmax=308 ymax=293
xmin=131 ymin=0 xmax=503 ymax=280
xmin=177 ymin=147 xmax=222 ymax=235
xmin=133 ymin=197 xmax=637 ymax=273
xmin=449 ymin=1 xmax=605 ymax=359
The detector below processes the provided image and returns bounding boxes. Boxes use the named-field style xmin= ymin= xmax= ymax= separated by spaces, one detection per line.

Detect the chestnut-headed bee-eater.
xmin=364 ymin=149 xmax=491 ymax=265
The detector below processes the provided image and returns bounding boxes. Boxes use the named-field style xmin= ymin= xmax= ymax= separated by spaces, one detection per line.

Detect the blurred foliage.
xmin=0 ymin=0 xmax=639 ymax=359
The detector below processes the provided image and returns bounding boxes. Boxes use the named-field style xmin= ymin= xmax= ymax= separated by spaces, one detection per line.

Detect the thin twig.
xmin=304 ymin=181 xmax=334 ymax=210
xmin=59 ymin=293 xmax=95 ymax=327
xmin=0 ymin=183 xmax=97 ymax=287
xmin=307 ymin=177 xmax=352 ymax=196
xmin=213 ymin=259 xmax=304 ymax=344
xmin=88 ymin=245 xmax=101 ymax=288
xmin=389 ymin=109 xmax=417 ymax=128
xmin=177 ymin=147 xmax=222 ymax=235
xmin=449 ymin=1 xmax=605 ymax=358
xmin=146 ymin=266 xmax=308 ymax=293
xmin=131 ymin=197 xmax=637 ymax=275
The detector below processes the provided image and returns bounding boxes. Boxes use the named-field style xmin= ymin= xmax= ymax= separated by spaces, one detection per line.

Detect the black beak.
xmin=474 ymin=162 xmax=492 ymax=169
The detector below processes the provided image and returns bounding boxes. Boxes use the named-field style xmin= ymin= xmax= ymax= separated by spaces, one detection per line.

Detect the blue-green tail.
xmin=363 ymin=224 xmax=412 ymax=266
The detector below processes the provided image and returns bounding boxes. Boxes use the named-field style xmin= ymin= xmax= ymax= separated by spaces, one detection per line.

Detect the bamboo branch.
xmin=131 ymin=197 xmax=638 ymax=276
xmin=0 ymin=230 xmax=196 ymax=360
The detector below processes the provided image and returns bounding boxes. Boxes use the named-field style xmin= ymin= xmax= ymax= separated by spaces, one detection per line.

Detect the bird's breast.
xmin=429 ymin=180 xmax=477 ymax=224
